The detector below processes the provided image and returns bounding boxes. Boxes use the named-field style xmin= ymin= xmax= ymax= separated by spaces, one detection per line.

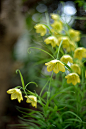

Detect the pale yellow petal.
xmin=59 ymin=63 xmax=65 ymax=72
xmin=7 ymin=88 xmax=15 ymax=94
xmin=69 ymin=29 xmax=80 ymax=42
xmin=47 ymin=64 xmax=54 ymax=72
xmin=32 ymin=102 xmax=37 ymax=108
xmin=72 ymin=79 xmax=77 ymax=85
xmin=60 ymin=55 xmax=73 ymax=64
xmin=11 ymin=93 xmax=17 ymax=100
xmin=67 ymin=77 xmax=72 ymax=84
xmin=25 ymin=95 xmax=37 ymax=108
xmin=44 ymin=36 xmax=58 ymax=47
xmin=7 ymin=88 xmax=23 ymax=103
xmin=74 ymin=47 xmax=86 ymax=60
xmin=34 ymin=24 xmax=46 ymax=36
xmin=53 ymin=63 xmax=59 ymax=74
xmin=65 ymin=73 xmax=80 ymax=85
xmin=51 ymin=21 xmax=63 ymax=32
xmin=71 ymin=64 xmax=81 ymax=75
xmin=18 ymin=94 xmax=23 ymax=103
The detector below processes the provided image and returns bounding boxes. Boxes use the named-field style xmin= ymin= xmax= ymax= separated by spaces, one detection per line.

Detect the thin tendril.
xmin=28 ymin=47 xmax=55 ymax=59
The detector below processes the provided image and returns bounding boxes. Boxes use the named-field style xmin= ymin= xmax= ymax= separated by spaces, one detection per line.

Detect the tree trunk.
xmin=0 ymin=0 xmax=24 ymax=127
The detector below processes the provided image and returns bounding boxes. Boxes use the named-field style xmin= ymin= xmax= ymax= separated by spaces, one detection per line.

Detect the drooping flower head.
xmin=44 ymin=36 xmax=58 ymax=47
xmin=75 ymin=60 xmax=83 ymax=67
xmin=25 ymin=95 xmax=37 ymax=108
xmin=50 ymin=13 xmax=60 ymax=21
xmin=7 ymin=88 xmax=23 ymax=103
xmin=74 ymin=47 xmax=86 ymax=60
xmin=69 ymin=29 xmax=80 ymax=42
xmin=60 ymin=55 xmax=73 ymax=64
xmin=45 ymin=59 xmax=65 ymax=74
xmin=51 ymin=21 xmax=63 ymax=32
xmin=66 ymin=41 xmax=76 ymax=52
xmin=71 ymin=64 xmax=81 ymax=75
xmin=58 ymin=36 xmax=70 ymax=49
xmin=65 ymin=73 xmax=80 ymax=85
xmin=34 ymin=24 xmax=47 ymax=36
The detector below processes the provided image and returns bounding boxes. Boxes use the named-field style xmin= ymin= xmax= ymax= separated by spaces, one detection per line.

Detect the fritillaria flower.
xmin=71 ymin=64 xmax=81 ymax=75
xmin=45 ymin=59 xmax=65 ymax=74
xmin=58 ymin=36 xmax=70 ymax=49
xmin=65 ymin=73 xmax=80 ymax=85
xmin=60 ymin=55 xmax=73 ymax=64
xmin=44 ymin=36 xmax=58 ymax=47
xmin=51 ymin=21 xmax=63 ymax=32
xmin=34 ymin=24 xmax=47 ymax=36
xmin=50 ymin=13 xmax=60 ymax=21
xmin=66 ymin=41 xmax=76 ymax=52
xmin=25 ymin=95 xmax=37 ymax=108
xmin=69 ymin=29 xmax=80 ymax=42
xmin=74 ymin=47 xmax=86 ymax=60
xmin=7 ymin=88 xmax=23 ymax=103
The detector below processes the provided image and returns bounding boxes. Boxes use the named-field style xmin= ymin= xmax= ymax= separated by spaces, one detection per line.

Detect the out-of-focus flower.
xmin=34 ymin=24 xmax=47 ymax=36
xmin=25 ymin=95 xmax=37 ymax=108
xmin=75 ymin=60 xmax=83 ymax=67
xmin=71 ymin=64 xmax=81 ymax=75
xmin=69 ymin=29 xmax=80 ymax=42
xmin=66 ymin=41 xmax=76 ymax=52
xmin=50 ymin=13 xmax=60 ymax=20
xmin=60 ymin=55 xmax=73 ymax=64
xmin=7 ymin=88 xmax=23 ymax=103
xmin=44 ymin=36 xmax=58 ymax=47
xmin=45 ymin=59 xmax=65 ymax=74
xmin=74 ymin=47 xmax=86 ymax=60
xmin=51 ymin=21 xmax=63 ymax=32
xmin=58 ymin=36 xmax=70 ymax=49
xmin=65 ymin=73 xmax=80 ymax=85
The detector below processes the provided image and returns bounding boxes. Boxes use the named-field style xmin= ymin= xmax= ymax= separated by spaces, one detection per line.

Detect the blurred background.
xmin=0 ymin=0 xmax=86 ymax=128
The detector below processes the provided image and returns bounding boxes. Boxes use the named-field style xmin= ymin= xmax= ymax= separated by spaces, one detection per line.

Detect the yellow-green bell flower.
xmin=75 ymin=60 xmax=83 ymax=67
xmin=58 ymin=36 xmax=70 ymax=49
xmin=34 ymin=24 xmax=47 ymax=36
xmin=50 ymin=13 xmax=60 ymax=21
xmin=51 ymin=21 xmax=63 ymax=32
xmin=7 ymin=88 xmax=23 ymax=103
xmin=25 ymin=95 xmax=37 ymax=108
xmin=65 ymin=73 xmax=80 ymax=85
xmin=60 ymin=55 xmax=73 ymax=64
xmin=45 ymin=59 xmax=65 ymax=74
xmin=69 ymin=29 xmax=80 ymax=42
xmin=71 ymin=64 xmax=81 ymax=75
xmin=44 ymin=36 xmax=59 ymax=47
xmin=66 ymin=41 xmax=76 ymax=52
xmin=74 ymin=47 xmax=86 ymax=60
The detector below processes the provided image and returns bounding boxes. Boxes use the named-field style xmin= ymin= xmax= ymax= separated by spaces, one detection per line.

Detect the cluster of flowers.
xmin=7 ymin=13 xmax=86 ymax=108
xmin=7 ymin=88 xmax=37 ymax=108
xmin=34 ymin=13 xmax=86 ymax=86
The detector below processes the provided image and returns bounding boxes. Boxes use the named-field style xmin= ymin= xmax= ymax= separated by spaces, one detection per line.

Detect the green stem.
xmin=40 ymin=79 xmax=50 ymax=97
xmin=48 ymin=71 xmax=54 ymax=94
xmin=47 ymin=71 xmax=54 ymax=105
xmin=16 ymin=69 xmax=25 ymax=90
xmin=45 ymin=12 xmax=50 ymax=27
xmin=25 ymin=82 xmax=38 ymax=89
xmin=71 ymin=16 xmax=86 ymax=20
xmin=57 ymin=39 xmax=63 ymax=59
